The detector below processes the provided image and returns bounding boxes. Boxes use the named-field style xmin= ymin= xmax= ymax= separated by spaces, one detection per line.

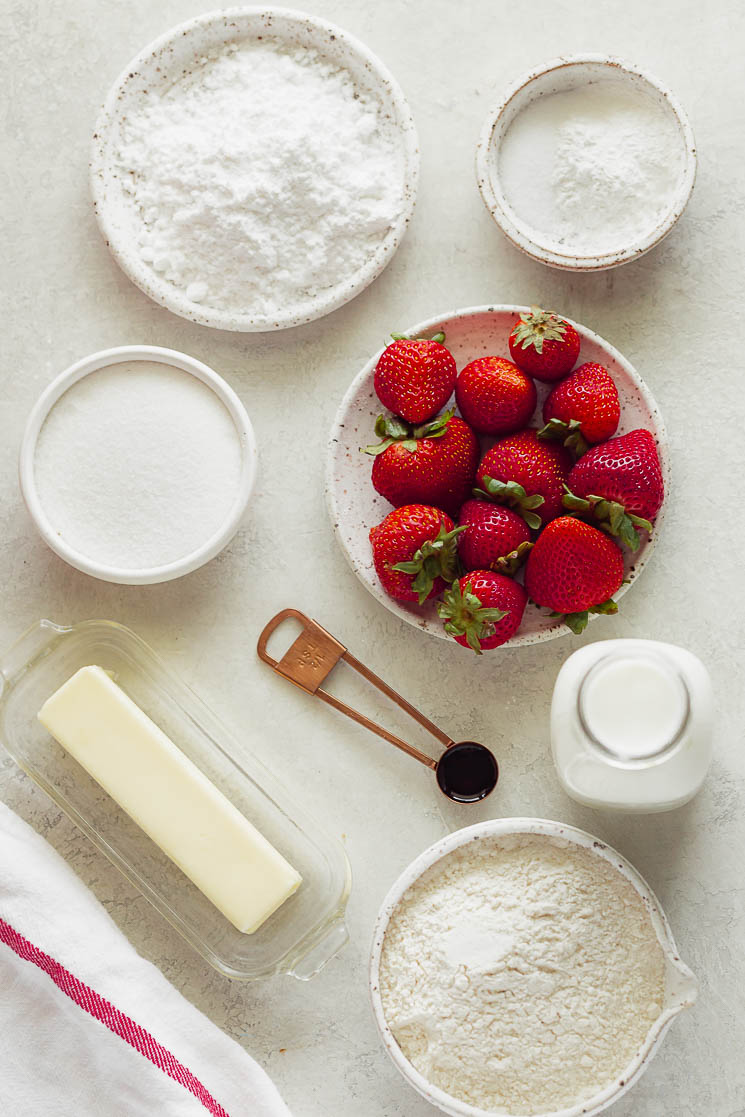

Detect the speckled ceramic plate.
xmin=326 ymin=306 xmax=670 ymax=648
xmin=90 ymin=7 xmax=419 ymax=331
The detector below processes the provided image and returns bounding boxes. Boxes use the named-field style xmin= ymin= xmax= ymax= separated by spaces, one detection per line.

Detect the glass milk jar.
xmin=551 ymin=639 xmax=714 ymax=812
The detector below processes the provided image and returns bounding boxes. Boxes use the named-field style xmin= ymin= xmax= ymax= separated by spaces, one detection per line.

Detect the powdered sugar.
xmin=114 ymin=39 xmax=405 ymax=320
xmin=497 ymin=80 xmax=685 ymax=255
xmin=379 ymin=834 xmax=665 ymax=1115
xmin=34 ymin=361 xmax=244 ymax=570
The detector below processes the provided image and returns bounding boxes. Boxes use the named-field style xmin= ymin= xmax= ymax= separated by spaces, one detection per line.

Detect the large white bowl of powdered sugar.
xmin=370 ymin=819 xmax=697 ymax=1117
xmin=91 ymin=8 xmax=419 ymax=331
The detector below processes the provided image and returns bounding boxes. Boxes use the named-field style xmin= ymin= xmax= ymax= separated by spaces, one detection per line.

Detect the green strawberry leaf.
xmin=390 ymin=330 xmax=447 ymax=345
xmin=563 ymin=487 xmax=653 ymax=552
xmin=476 ymin=476 xmax=545 ymax=530
xmin=437 ymin=579 xmax=507 ymax=655
xmin=537 ymin=418 xmax=588 ymax=459
xmin=590 ymin=598 xmax=619 ymax=616
xmin=390 ymin=524 xmax=465 ymax=604
xmin=564 ymin=610 xmax=590 ymax=635
xmin=413 ymin=407 xmax=455 ymax=440
xmin=511 ymin=307 xmax=568 ymax=354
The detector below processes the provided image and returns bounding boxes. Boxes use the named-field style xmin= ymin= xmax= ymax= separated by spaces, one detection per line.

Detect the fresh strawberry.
xmin=370 ymin=504 xmax=462 ymax=604
xmin=475 ymin=430 xmax=572 ymax=528
xmin=438 ymin=571 xmax=527 ymax=653
xmin=538 ymin=362 xmax=620 ymax=455
xmin=524 ymin=516 xmax=624 ymax=634
xmin=455 ymin=356 xmax=536 ymax=435
xmin=563 ymin=429 xmax=664 ymax=551
xmin=374 ymin=332 xmax=457 ymax=424
xmin=457 ymin=499 xmax=532 ymax=574
xmin=509 ymin=307 xmax=581 ymax=382
xmin=366 ymin=409 xmax=479 ymax=517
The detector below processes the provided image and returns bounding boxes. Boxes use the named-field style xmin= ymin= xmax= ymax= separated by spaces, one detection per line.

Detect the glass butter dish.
xmin=0 ymin=619 xmax=351 ymax=980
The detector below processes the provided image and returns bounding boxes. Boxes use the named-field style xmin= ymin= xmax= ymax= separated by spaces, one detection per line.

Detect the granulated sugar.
xmin=379 ymin=834 xmax=665 ymax=1115
xmin=115 ymin=40 xmax=405 ymax=319
xmin=497 ymin=80 xmax=685 ymax=255
xmin=34 ymin=361 xmax=244 ymax=570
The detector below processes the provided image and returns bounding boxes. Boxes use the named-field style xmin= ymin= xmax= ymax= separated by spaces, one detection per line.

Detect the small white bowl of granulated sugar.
xmin=476 ymin=55 xmax=696 ymax=270
xmin=20 ymin=346 xmax=257 ymax=584
xmin=370 ymin=818 xmax=698 ymax=1117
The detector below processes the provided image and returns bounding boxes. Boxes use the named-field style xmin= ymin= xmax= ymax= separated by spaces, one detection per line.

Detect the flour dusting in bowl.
xmin=378 ymin=833 xmax=666 ymax=1116
xmin=497 ymin=79 xmax=685 ymax=256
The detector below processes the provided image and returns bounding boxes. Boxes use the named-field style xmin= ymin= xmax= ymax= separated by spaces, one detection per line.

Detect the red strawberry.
xmin=370 ymin=505 xmax=462 ymax=604
xmin=366 ymin=410 xmax=479 ymax=517
xmin=374 ymin=332 xmax=457 ymax=424
xmin=509 ymin=307 xmax=581 ymax=382
xmin=524 ymin=516 xmax=624 ymax=634
xmin=457 ymin=499 xmax=532 ymax=574
xmin=475 ymin=430 xmax=572 ymax=528
xmin=455 ymin=356 xmax=536 ymax=435
xmin=539 ymin=362 xmax=620 ymax=455
xmin=438 ymin=571 xmax=527 ymax=653
xmin=563 ymin=429 xmax=664 ymax=551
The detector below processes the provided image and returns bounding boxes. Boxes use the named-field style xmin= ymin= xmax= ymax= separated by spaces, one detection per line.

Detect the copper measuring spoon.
xmin=257 ymin=609 xmax=499 ymax=803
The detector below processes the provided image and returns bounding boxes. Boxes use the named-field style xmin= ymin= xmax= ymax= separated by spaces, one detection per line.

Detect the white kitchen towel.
xmin=0 ymin=799 xmax=293 ymax=1117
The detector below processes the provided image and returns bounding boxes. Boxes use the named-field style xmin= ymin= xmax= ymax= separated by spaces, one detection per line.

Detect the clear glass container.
xmin=551 ymin=639 xmax=714 ymax=812
xmin=0 ymin=619 xmax=351 ymax=980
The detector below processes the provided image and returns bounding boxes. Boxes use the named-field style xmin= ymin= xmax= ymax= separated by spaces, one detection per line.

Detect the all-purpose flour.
xmin=34 ymin=361 xmax=244 ymax=569
xmin=115 ymin=40 xmax=405 ymax=318
xmin=497 ymin=80 xmax=685 ymax=255
xmin=379 ymin=835 xmax=665 ymax=1115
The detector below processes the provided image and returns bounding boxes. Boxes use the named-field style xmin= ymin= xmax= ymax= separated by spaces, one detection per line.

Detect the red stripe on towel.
xmin=0 ymin=916 xmax=231 ymax=1117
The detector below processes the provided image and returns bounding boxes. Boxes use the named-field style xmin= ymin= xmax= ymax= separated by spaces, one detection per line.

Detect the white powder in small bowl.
xmin=33 ymin=361 xmax=245 ymax=572
xmin=113 ymin=38 xmax=406 ymax=322
xmin=379 ymin=834 xmax=666 ymax=1116
xmin=496 ymin=79 xmax=686 ymax=256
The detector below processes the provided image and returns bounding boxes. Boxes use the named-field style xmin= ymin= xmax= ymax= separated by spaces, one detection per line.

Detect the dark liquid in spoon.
xmin=436 ymin=741 xmax=499 ymax=802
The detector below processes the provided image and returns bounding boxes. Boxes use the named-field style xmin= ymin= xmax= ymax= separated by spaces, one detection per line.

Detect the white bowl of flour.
xmin=20 ymin=346 xmax=257 ymax=583
xmin=370 ymin=819 xmax=697 ymax=1117
xmin=91 ymin=8 xmax=419 ymax=331
xmin=476 ymin=56 xmax=696 ymax=270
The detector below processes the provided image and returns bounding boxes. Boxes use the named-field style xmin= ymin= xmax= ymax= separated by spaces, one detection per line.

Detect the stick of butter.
xmin=38 ymin=666 xmax=302 ymax=934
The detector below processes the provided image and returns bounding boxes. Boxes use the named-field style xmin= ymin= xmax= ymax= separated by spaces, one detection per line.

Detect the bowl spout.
xmin=664 ymin=955 xmax=698 ymax=1012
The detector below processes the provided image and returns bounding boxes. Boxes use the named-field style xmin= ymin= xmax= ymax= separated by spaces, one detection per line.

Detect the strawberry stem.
xmin=562 ymin=486 xmax=653 ymax=551
xmin=511 ymin=307 xmax=568 ymax=355
xmin=363 ymin=409 xmax=454 ymax=456
xmin=491 ymin=539 xmax=533 ymax=576
xmin=473 ymin=476 xmax=544 ymax=531
xmin=550 ymin=597 xmax=619 ymax=634
xmin=537 ymin=418 xmax=588 ymax=459
xmin=437 ymin=580 xmax=507 ymax=655
xmin=390 ymin=331 xmax=447 ymax=345
xmin=391 ymin=524 xmax=465 ymax=605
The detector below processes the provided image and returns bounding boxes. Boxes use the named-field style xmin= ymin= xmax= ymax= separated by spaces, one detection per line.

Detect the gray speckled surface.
xmin=2 ymin=1 xmax=744 ymax=1115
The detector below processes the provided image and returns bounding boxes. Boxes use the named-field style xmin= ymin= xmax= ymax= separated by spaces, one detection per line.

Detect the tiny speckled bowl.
xmin=326 ymin=306 xmax=670 ymax=648
xmin=90 ymin=7 xmax=419 ymax=331
xmin=475 ymin=55 xmax=697 ymax=271
xmin=370 ymin=818 xmax=698 ymax=1117
xmin=19 ymin=345 xmax=257 ymax=584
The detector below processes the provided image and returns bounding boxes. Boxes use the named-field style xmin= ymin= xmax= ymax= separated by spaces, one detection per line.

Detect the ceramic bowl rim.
xmin=369 ymin=817 xmax=698 ymax=1117
xmin=19 ymin=344 xmax=257 ymax=584
xmin=325 ymin=304 xmax=669 ymax=648
xmin=89 ymin=6 xmax=420 ymax=331
xmin=475 ymin=53 xmax=697 ymax=271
